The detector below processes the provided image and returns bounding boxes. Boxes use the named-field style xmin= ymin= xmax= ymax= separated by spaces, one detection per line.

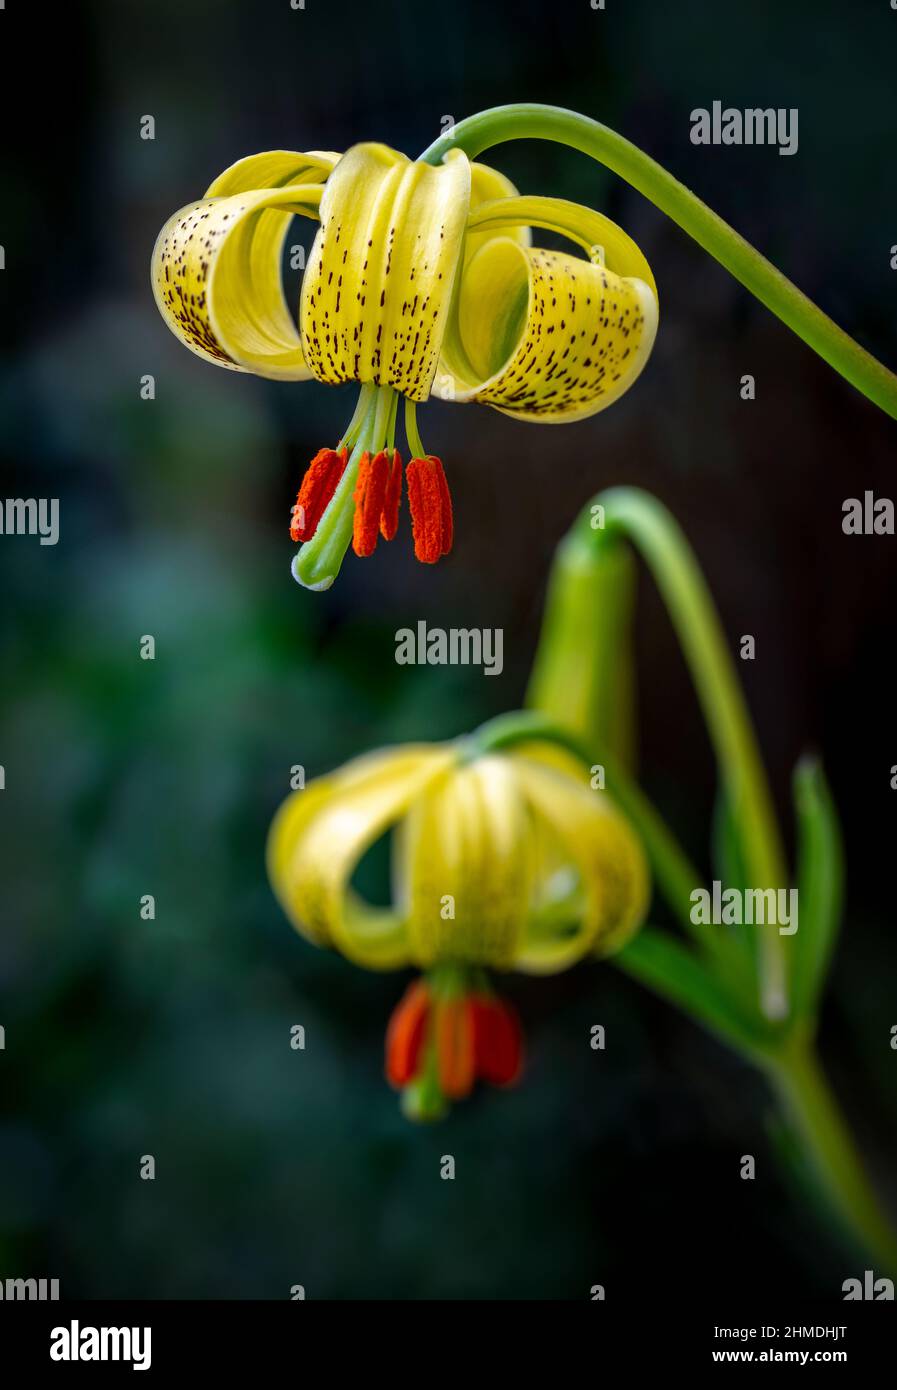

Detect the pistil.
xmin=292 ymin=383 xmax=395 ymax=590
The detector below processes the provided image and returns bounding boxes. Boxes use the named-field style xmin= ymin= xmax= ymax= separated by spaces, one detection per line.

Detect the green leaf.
xmin=710 ymin=789 xmax=765 ymax=990
xmin=615 ymin=927 xmax=772 ymax=1057
xmin=789 ymin=757 xmax=845 ymax=1019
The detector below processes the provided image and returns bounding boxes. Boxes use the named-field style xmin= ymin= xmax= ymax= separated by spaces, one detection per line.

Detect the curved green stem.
xmin=576 ymin=488 xmax=789 ymax=1021
xmin=420 ymin=104 xmax=897 ymax=420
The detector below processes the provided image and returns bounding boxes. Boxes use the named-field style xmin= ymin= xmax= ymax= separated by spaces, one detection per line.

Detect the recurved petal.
xmin=464 ymin=161 xmax=531 ymax=266
xmin=511 ymin=756 xmax=649 ymax=972
xmin=151 ymin=151 xmax=335 ymax=380
xmin=204 ymin=149 xmax=340 ymax=198
xmin=266 ymin=745 xmax=454 ymax=970
xmin=401 ymin=755 xmax=534 ymax=969
xmin=335 ymin=893 xmax=412 ymax=972
xmin=299 ymin=143 xmax=471 ymax=401
xmin=437 ymin=237 xmax=657 ymax=422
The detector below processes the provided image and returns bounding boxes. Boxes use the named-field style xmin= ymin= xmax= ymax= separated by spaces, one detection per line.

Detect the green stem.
xmin=576 ymin=489 xmax=790 ymax=1021
xmin=420 ymin=104 xmax=897 ymax=420
xmin=766 ymin=1039 xmax=897 ymax=1275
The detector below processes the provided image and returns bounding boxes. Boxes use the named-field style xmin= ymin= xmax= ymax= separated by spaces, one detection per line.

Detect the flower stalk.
xmin=516 ymin=486 xmax=897 ymax=1274
xmin=420 ymin=103 xmax=897 ymax=420
xmin=574 ymin=489 xmax=789 ymax=1022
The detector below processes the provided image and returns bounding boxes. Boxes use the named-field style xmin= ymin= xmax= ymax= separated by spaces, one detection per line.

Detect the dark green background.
xmin=1 ymin=0 xmax=895 ymax=1298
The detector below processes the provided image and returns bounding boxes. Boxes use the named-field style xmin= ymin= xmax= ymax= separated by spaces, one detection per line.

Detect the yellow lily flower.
xmin=267 ymin=738 xmax=649 ymax=1119
xmin=152 ymin=142 xmax=658 ymax=591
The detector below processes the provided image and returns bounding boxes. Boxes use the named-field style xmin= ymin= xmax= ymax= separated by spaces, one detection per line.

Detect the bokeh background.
xmin=1 ymin=0 xmax=895 ymax=1299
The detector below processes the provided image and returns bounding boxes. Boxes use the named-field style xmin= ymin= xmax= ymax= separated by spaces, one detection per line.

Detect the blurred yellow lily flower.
xmin=267 ymin=739 xmax=649 ymax=1119
xmin=152 ymin=142 xmax=658 ymax=590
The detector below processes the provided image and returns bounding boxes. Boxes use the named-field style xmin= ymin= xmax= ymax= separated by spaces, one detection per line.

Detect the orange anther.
xmin=471 ymin=995 xmax=524 ymax=1087
xmin=380 ymin=450 xmax=403 ymax=542
xmin=406 ymin=456 xmax=453 ymax=564
xmin=352 ymin=450 xmax=390 ymax=557
xmin=435 ymin=996 xmax=475 ymax=1099
xmin=385 ymin=981 xmax=430 ymax=1089
xmin=290 ymin=448 xmax=347 ymax=542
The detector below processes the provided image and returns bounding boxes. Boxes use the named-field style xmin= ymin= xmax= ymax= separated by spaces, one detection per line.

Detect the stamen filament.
xmin=404 ymin=399 xmax=426 ymax=460
xmin=386 ymin=391 xmax=400 ymax=454
xmin=338 ymin=382 xmax=378 ymax=451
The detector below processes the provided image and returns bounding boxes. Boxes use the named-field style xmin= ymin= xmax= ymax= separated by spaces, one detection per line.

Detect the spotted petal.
xmin=299 ymin=143 xmax=472 ymax=401
xmin=437 ymin=196 xmax=658 ymax=422
xmin=151 ymin=150 xmax=337 ymax=380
